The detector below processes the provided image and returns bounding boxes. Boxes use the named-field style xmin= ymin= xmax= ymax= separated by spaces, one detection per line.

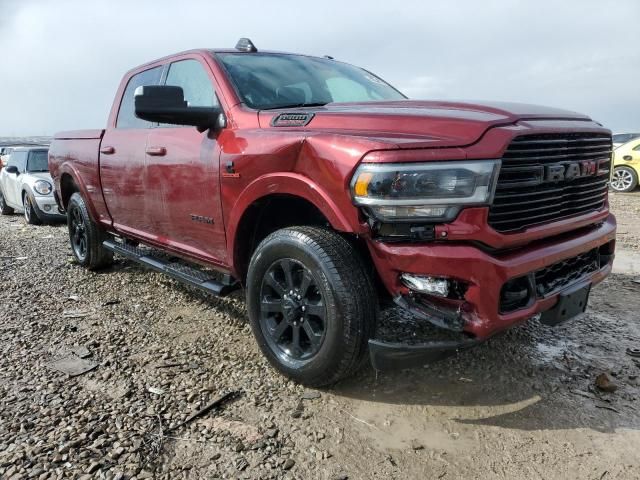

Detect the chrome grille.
xmin=488 ymin=133 xmax=612 ymax=232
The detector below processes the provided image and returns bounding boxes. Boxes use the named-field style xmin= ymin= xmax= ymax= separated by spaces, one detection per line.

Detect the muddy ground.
xmin=1 ymin=192 xmax=640 ymax=480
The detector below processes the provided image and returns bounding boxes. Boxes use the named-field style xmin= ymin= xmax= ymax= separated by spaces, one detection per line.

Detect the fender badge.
xmin=270 ymin=112 xmax=314 ymax=127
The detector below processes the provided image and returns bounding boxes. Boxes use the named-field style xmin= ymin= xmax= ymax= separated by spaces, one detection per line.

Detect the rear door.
xmin=100 ymin=66 xmax=163 ymax=239
xmin=145 ymin=58 xmax=227 ymax=263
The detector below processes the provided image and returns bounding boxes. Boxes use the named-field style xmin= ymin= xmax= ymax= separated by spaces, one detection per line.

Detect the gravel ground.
xmin=610 ymin=191 xmax=640 ymax=251
xmin=1 ymin=194 xmax=640 ymax=480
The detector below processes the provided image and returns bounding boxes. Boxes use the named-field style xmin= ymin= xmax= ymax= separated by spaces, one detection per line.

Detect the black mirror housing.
xmin=134 ymin=85 xmax=222 ymax=131
xmin=5 ymin=165 xmax=19 ymax=174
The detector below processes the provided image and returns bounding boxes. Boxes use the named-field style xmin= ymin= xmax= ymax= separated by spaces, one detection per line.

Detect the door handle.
xmin=146 ymin=146 xmax=167 ymax=156
xmin=100 ymin=146 xmax=115 ymax=155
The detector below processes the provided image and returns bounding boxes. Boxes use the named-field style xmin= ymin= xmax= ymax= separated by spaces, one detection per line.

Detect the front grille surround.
xmin=534 ymin=248 xmax=600 ymax=297
xmin=499 ymin=243 xmax=612 ymax=314
xmin=488 ymin=133 xmax=612 ymax=233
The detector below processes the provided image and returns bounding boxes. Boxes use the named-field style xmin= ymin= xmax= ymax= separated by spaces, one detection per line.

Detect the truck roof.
xmin=132 ymin=47 xmax=325 ymax=71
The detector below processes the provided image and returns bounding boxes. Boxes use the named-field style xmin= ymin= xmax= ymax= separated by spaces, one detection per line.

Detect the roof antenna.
xmin=324 ymin=55 xmax=334 ymax=60
xmin=235 ymin=38 xmax=257 ymax=52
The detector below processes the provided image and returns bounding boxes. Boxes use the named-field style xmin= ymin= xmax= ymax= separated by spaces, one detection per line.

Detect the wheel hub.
xmin=282 ymin=295 xmax=302 ymax=322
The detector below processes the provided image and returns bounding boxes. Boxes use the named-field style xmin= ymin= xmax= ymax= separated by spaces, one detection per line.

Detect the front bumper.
xmin=367 ymin=215 xmax=616 ymax=369
xmin=34 ymin=195 xmax=66 ymax=220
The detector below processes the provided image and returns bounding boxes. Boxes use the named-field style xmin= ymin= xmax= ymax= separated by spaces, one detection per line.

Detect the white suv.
xmin=0 ymin=147 xmax=66 ymax=224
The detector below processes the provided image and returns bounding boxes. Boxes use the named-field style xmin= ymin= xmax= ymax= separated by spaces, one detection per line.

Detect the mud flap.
xmin=540 ymin=281 xmax=591 ymax=326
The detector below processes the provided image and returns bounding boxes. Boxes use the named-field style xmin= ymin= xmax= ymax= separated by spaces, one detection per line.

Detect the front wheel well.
xmin=233 ymin=194 xmax=386 ymax=299
xmin=234 ymin=195 xmax=329 ymax=282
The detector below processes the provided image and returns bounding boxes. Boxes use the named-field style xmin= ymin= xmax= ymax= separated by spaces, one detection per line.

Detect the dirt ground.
xmin=1 ymin=192 xmax=640 ymax=480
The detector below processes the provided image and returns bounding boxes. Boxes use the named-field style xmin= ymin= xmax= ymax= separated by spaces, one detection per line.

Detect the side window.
xmin=165 ymin=59 xmax=217 ymax=108
xmin=6 ymin=151 xmax=21 ymax=168
xmin=9 ymin=151 xmax=27 ymax=172
xmin=116 ymin=66 xmax=163 ymax=129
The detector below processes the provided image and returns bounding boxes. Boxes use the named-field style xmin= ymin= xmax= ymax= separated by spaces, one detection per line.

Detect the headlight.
xmin=33 ymin=180 xmax=53 ymax=195
xmin=351 ymin=160 xmax=500 ymax=221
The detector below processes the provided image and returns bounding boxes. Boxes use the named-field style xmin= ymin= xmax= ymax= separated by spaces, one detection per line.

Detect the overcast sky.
xmin=0 ymin=0 xmax=638 ymax=136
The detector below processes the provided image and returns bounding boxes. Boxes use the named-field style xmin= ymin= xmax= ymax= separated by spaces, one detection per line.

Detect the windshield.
xmin=26 ymin=150 xmax=49 ymax=172
xmin=217 ymin=53 xmax=406 ymax=110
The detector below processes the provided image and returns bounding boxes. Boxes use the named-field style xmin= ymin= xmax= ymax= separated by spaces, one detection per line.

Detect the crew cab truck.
xmin=49 ymin=39 xmax=616 ymax=386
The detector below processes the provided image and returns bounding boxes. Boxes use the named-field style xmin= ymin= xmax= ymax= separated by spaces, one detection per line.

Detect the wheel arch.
xmin=227 ymin=173 xmax=365 ymax=279
xmin=232 ymin=193 xmax=331 ymax=282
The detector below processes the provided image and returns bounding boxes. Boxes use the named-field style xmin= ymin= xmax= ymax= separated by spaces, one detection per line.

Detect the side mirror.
xmin=134 ymin=85 xmax=224 ymax=133
xmin=5 ymin=165 xmax=19 ymax=174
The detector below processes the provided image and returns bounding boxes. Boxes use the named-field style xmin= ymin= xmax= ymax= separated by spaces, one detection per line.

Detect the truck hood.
xmin=259 ymin=100 xmax=592 ymax=149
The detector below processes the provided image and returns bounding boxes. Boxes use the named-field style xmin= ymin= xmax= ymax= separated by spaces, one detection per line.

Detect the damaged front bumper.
xmin=369 ymin=335 xmax=485 ymax=370
xmin=367 ymin=215 xmax=617 ymax=370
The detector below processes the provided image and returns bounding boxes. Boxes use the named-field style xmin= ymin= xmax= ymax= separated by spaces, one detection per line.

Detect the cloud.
xmin=0 ymin=0 xmax=638 ymax=135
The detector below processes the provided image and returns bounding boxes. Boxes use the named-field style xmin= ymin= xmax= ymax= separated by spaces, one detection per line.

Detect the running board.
xmin=103 ymin=239 xmax=240 ymax=297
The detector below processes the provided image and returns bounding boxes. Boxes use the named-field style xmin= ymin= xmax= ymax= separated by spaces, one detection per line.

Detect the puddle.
xmin=533 ymin=339 xmax=580 ymax=365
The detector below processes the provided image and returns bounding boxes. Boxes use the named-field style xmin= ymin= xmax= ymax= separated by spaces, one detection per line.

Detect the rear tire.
xmin=67 ymin=192 xmax=113 ymax=270
xmin=610 ymin=166 xmax=638 ymax=192
xmin=0 ymin=189 xmax=14 ymax=215
xmin=246 ymin=226 xmax=377 ymax=387
xmin=23 ymin=193 xmax=42 ymax=225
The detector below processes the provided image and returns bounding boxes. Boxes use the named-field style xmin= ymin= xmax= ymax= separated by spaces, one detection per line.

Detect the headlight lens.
xmin=351 ymin=160 xmax=500 ymax=221
xmin=33 ymin=180 xmax=53 ymax=195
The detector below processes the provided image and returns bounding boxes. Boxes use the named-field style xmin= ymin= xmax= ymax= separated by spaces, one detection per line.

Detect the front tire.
xmin=67 ymin=192 xmax=113 ymax=270
xmin=23 ymin=193 xmax=42 ymax=225
xmin=0 ymin=189 xmax=14 ymax=215
xmin=246 ymin=226 xmax=376 ymax=387
xmin=610 ymin=166 xmax=638 ymax=192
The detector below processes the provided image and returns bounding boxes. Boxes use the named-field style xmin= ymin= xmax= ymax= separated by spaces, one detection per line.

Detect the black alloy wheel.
xmin=259 ymin=258 xmax=327 ymax=364
xmin=66 ymin=192 xmax=113 ymax=270
xmin=246 ymin=226 xmax=377 ymax=386
xmin=69 ymin=204 xmax=88 ymax=261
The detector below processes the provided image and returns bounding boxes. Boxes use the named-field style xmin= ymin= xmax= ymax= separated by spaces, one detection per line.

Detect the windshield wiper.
xmin=262 ymin=102 xmax=328 ymax=110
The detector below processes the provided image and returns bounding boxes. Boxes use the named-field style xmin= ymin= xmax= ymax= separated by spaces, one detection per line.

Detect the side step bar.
xmin=103 ymin=239 xmax=240 ymax=297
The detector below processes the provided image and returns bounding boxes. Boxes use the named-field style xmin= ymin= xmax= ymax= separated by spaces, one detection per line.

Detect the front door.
xmin=100 ymin=65 xmax=163 ymax=240
xmin=145 ymin=58 xmax=226 ymax=263
xmin=3 ymin=150 xmax=27 ymax=206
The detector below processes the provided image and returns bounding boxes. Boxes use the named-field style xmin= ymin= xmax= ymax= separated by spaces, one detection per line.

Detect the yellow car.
xmin=611 ymin=138 xmax=640 ymax=192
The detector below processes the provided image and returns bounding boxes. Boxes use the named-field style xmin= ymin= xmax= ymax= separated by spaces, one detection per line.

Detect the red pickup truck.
xmin=49 ymin=39 xmax=616 ymax=386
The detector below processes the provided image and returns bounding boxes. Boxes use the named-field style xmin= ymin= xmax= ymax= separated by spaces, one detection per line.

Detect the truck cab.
xmin=48 ymin=39 xmax=616 ymax=386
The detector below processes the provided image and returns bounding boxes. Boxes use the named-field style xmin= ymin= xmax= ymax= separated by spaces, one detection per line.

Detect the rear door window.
xmin=116 ymin=66 xmax=163 ymax=128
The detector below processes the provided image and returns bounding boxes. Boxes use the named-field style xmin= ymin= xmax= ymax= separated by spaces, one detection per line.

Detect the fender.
xmin=55 ymin=162 xmax=104 ymax=224
xmin=226 ymin=172 xmax=367 ymax=262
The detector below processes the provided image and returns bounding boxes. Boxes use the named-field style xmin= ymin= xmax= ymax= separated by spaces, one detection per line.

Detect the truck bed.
xmin=48 ymin=129 xmax=111 ymax=224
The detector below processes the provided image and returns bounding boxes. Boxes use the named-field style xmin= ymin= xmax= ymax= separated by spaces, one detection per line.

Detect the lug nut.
xmin=297 ymin=294 xmax=301 ymax=300
xmin=301 ymin=306 xmax=306 ymax=312
xmin=289 ymin=290 xmax=294 ymax=295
